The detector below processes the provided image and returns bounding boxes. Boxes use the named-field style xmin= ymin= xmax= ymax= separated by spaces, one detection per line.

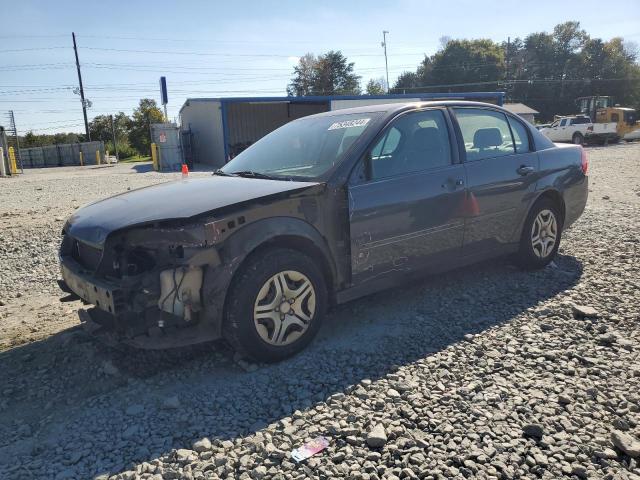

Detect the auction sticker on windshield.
xmin=327 ymin=118 xmax=370 ymax=130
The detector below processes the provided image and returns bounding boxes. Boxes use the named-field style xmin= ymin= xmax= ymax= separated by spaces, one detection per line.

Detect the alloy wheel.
xmin=253 ymin=270 xmax=316 ymax=346
xmin=531 ymin=209 xmax=558 ymax=258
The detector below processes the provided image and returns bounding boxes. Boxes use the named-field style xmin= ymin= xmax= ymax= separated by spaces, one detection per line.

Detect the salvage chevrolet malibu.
xmin=59 ymin=101 xmax=588 ymax=361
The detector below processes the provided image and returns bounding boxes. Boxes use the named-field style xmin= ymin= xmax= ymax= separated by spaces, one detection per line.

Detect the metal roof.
xmin=503 ymin=102 xmax=539 ymax=115
xmin=180 ymin=92 xmax=505 ymax=113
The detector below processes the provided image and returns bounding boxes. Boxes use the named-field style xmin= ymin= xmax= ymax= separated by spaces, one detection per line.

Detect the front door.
xmin=545 ymin=119 xmax=565 ymax=142
xmin=451 ymin=107 xmax=539 ymax=252
xmin=348 ymin=109 xmax=466 ymax=285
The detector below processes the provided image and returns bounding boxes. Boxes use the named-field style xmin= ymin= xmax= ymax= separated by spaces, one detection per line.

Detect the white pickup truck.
xmin=539 ymin=115 xmax=618 ymax=145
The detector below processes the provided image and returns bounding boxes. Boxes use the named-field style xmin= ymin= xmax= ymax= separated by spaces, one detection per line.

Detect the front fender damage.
xmin=69 ymin=221 xmax=226 ymax=349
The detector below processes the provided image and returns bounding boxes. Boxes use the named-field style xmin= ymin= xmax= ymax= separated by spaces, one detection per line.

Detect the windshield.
xmin=220 ymin=112 xmax=380 ymax=180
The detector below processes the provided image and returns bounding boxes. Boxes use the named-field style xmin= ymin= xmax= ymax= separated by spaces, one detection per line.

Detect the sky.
xmin=1 ymin=0 xmax=639 ymax=135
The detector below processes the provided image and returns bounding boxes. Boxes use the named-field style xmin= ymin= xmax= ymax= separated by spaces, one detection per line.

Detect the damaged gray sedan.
xmin=59 ymin=101 xmax=588 ymax=361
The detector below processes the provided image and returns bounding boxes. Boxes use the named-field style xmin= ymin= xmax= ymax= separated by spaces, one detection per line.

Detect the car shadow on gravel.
xmin=130 ymin=163 xmax=156 ymax=173
xmin=0 ymin=253 xmax=583 ymax=478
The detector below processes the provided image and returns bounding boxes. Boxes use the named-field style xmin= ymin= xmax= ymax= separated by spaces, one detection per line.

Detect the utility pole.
xmin=72 ymin=32 xmax=90 ymax=141
xmin=110 ymin=114 xmax=119 ymax=161
xmin=381 ymin=31 xmax=390 ymax=93
xmin=505 ymin=36 xmax=511 ymax=102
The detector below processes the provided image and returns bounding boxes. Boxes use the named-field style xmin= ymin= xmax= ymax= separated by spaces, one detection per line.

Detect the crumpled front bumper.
xmin=58 ymin=253 xmax=223 ymax=349
xmin=59 ymin=257 xmax=125 ymax=315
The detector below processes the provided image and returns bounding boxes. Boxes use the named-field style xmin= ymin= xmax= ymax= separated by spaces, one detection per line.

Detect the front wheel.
xmin=516 ymin=199 xmax=563 ymax=270
xmin=572 ymin=132 xmax=584 ymax=145
xmin=223 ymin=248 xmax=327 ymax=362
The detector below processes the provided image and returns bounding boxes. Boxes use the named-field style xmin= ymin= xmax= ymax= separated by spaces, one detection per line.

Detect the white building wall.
xmin=330 ymin=98 xmax=421 ymax=110
xmin=180 ymin=100 xmax=225 ymax=167
xmin=518 ymin=113 xmax=535 ymax=124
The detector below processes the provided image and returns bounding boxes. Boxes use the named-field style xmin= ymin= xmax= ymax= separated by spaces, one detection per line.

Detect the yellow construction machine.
xmin=577 ymin=96 xmax=640 ymax=141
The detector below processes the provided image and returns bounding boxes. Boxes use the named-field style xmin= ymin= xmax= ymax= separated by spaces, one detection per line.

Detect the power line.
xmin=80 ymin=46 xmax=425 ymax=58
xmin=17 ymin=118 xmax=84 ymax=126
xmin=395 ymin=76 xmax=640 ymax=91
xmin=18 ymin=123 xmax=85 ymax=132
xmin=0 ymin=46 xmax=69 ymax=53
xmin=0 ymin=87 xmax=74 ymax=95
xmin=0 ymin=34 xmax=69 ymax=39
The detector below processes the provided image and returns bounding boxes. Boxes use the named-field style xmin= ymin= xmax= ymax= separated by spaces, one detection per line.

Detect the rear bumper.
xmin=584 ymin=131 xmax=618 ymax=142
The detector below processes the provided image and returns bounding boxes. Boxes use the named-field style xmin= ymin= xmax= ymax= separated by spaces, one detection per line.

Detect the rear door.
xmin=348 ymin=109 xmax=466 ymax=285
xmin=451 ymin=107 xmax=539 ymax=253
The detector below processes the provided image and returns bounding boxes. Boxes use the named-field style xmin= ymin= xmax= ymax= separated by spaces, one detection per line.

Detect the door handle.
xmin=516 ymin=165 xmax=535 ymax=176
xmin=442 ymin=178 xmax=464 ymax=189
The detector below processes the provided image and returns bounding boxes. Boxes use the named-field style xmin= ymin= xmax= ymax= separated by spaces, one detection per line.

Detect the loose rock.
xmin=366 ymin=424 xmax=387 ymax=448
xmin=611 ymin=430 xmax=640 ymax=458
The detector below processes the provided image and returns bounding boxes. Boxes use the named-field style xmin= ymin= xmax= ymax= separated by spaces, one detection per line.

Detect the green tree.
xmin=287 ymin=51 xmax=360 ymax=96
xmin=393 ymin=70 xmax=421 ymax=92
xmin=22 ymin=131 xmax=42 ymax=148
xmin=509 ymin=22 xmax=640 ymax=119
xmin=366 ymin=78 xmax=386 ymax=95
xmin=89 ymin=113 xmax=129 ymax=143
xmin=128 ymin=99 xmax=164 ymax=155
xmin=392 ymin=21 xmax=640 ymax=120
xmin=20 ymin=131 xmax=81 ymax=147
xmin=391 ymin=40 xmax=503 ymax=94
xmin=287 ymin=54 xmax=317 ymax=96
xmin=427 ymin=39 xmax=504 ymax=89
xmin=89 ymin=112 xmax=132 ymax=156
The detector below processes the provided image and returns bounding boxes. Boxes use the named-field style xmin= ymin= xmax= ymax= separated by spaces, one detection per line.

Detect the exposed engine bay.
xmin=58 ymin=220 xmax=225 ymax=348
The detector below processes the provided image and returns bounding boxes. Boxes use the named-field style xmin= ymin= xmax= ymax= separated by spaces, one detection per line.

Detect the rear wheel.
xmin=572 ymin=132 xmax=584 ymax=145
xmin=516 ymin=198 xmax=563 ymax=270
xmin=223 ymin=248 xmax=327 ymax=362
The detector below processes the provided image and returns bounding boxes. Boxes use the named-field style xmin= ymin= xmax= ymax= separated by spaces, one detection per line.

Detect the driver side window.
xmin=367 ymin=110 xmax=452 ymax=181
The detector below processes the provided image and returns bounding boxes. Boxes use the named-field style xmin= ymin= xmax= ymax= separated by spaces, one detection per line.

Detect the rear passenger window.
xmin=368 ymin=110 xmax=451 ymax=180
xmin=453 ymin=108 xmax=515 ymax=161
xmin=507 ymin=116 xmax=530 ymax=153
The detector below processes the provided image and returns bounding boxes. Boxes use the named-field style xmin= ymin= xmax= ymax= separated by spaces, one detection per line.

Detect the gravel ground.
xmin=0 ymin=147 xmax=639 ymax=480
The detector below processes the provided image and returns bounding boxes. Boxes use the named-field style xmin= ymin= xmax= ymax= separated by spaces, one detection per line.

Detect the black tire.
xmin=223 ymin=248 xmax=327 ymax=362
xmin=516 ymin=198 xmax=563 ymax=270
xmin=572 ymin=132 xmax=584 ymax=145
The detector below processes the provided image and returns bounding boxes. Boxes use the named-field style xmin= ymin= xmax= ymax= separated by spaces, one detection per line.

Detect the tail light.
xmin=580 ymin=146 xmax=588 ymax=175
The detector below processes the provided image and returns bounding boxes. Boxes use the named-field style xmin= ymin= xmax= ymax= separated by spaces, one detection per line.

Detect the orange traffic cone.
xmin=181 ymin=164 xmax=189 ymax=178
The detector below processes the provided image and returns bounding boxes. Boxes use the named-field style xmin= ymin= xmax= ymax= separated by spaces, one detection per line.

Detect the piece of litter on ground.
xmin=291 ymin=436 xmax=329 ymax=462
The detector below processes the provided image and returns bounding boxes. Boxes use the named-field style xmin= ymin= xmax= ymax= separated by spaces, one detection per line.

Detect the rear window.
xmin=507 ymin=116 xmax=530 ymax=153
xmin=573 ymin=117 xmax=591 ymax=125
xmin=453 ymin=108 xmax=515 ymax=161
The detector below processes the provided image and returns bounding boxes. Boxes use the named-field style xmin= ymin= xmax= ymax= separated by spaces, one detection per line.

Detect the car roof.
xmin=312 ymin=100 xmax=509 ymax=118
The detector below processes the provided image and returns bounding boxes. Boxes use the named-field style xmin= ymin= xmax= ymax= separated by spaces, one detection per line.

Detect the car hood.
xmin=65 ymin=175 xmax=321 ymax=247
